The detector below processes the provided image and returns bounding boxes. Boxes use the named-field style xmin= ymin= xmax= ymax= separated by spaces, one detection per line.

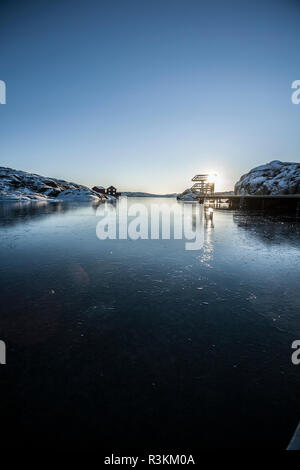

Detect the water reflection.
xmin=204 ymin=206 xmax=214 ymax=228
xmin=0 ymin=200 xmax=104 ymax=227
xmin=196 ymin=206 xmax=214 ymax=267
xmin=233 ymin=213 xmax=300 ymax=245
xmin=0 ymin=198 xmax=300 ymax=449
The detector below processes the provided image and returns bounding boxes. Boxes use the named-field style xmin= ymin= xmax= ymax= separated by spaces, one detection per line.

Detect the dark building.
xmin=106 ymin=185 xmax=121 ymax=197
xmin=106 ymin=185 xmax=117 ymax=196
xmin=93 ymin=185 xmax=121 ymax=197
xmin=92 ymin=186 xmax=106 ymax=195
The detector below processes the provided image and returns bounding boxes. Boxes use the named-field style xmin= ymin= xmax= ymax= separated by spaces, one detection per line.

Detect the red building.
xmin=92 ymin=185 xmax=106 ymax=195
xmin=92 ymin=185 xmax=121 ymax=198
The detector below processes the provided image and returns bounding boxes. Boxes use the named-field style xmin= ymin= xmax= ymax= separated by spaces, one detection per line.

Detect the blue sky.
xmin=1 ymin=0 xmax=300 ymax=192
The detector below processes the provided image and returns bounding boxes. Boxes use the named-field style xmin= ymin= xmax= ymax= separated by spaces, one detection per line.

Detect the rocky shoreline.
xmin=235 ymin=161 xmax=300 ymax=195
xmin=2 ymin=161 xmax=299 ymax=203
xmin=177 ymin=161 xmax=300 ymax=201
xmin=0 ymin=167 xmax=107 ymax=202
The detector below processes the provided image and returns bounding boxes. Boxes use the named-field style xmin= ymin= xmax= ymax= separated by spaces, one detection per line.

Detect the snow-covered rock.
xmin=235 ymin=161 xmax=300 ymax=195
xmin=0 ymin=167 xmax=106 ymax=202
xmin=57 ymin=188 xmax=102 ymax=201
xmin=176 ymin=189 xmax=199 ymax=201
xmin=176 ymin=189 xmax=233 ymax=201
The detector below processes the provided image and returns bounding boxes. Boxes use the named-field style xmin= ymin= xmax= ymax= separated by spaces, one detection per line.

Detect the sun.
xmin=207 ymin=171 xmax=218 ymax=184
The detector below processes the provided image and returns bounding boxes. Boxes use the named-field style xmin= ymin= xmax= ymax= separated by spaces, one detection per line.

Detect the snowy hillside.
xmin=235 ymin=161 xmax=300 ymax=195
xmin=0 ymin=167 xmax=106 ymax=202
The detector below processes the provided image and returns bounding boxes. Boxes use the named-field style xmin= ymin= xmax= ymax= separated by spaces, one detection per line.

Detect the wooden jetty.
xmin=199 ymin=193 xmax=300 ymax=216
xmin=187 ymin=173 xmax=300 ymax=215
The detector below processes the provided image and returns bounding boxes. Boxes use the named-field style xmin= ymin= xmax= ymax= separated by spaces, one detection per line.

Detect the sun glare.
xmin=207 ymin=171 xmax=218 ymax=184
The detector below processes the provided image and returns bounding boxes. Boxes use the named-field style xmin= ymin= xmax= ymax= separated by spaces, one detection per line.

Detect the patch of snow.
xmin=57 ymin=188 xmax=101 ymax=201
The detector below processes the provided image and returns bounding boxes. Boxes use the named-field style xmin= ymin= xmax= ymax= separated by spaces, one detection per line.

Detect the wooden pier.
xmin=187 ymin=172 xmax=300 ymax=215
xmin=198 ymin=194 xmax=300 ymax=216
